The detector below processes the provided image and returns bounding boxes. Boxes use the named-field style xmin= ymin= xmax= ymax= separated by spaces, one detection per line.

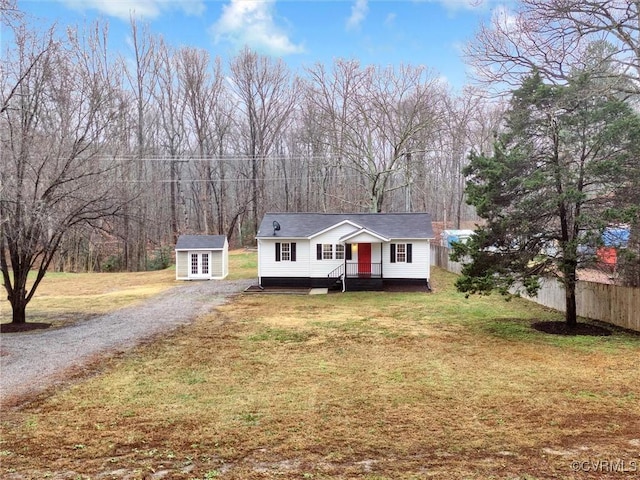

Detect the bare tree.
xmin=307 ymin=60 xmax=444 ymax=212
xmin=0 ymin=0 xmax=21 ymax=35
xmin=466 ymin=0 xmax=640 ymax=94
xmin=120 ymin=17 xmax=158 ymax=270
xmin=1 ymin=20 xmax=120 ymax=324
xmin=229 ymin=48 xmax=298 ymax=237
xmin=209 ymin=77 xmax=237 ymax=237
xmin=178 ymin=47 xmax=223 ymax=235
xmin=154 ymin=38 xmax=188 ymax=243
xmin=292 ymin=94 xmax=340 ymax=212
xmin=438 ymin=89 xmax=506 ymax=227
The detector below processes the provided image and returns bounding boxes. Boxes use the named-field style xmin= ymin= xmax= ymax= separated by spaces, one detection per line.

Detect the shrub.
xmin=148 ymin=246 xmax=172 ymax=271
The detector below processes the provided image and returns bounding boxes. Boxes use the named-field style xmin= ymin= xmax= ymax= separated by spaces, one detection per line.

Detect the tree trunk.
xmin=170 ymin=160 xmax=178 ymax=243
xmin=11 ymin=295 xmax=27 ymax=324
xmin=621 ymin=214 xmax=640 ymax=287
xmin=565 ymin=279 xmax=577 ymax=328
xmin=252 ymin=155 xmax=259 ymax=236
xmin=563 ymin=253 xmax=579 ymax=328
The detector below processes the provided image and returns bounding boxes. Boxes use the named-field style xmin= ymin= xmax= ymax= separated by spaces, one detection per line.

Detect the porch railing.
xmin=345 ymin=262 xmax=382 ymax=278
xmin=327 ymin=262 xmax=383 ymax=279
xmin=327 ymin=264 xmax=345 ymax=279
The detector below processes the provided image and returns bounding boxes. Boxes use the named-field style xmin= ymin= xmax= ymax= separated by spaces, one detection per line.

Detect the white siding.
xmin=259 ymin=223 xmax=367 ymax=279
xmin=209 ymin=242 xmax=229 ymax=279
xmin=382 ymin=240 xmax=431 ymax=279
xmin=176 ymin=251 xmax=189 ymax=279
xmin=258 ymin=229 xmax=431 ymax=281
xmin=176 ymin=237 xmax=228 ymax=280
xmin=176 ymin=248 xmax=229 ymax=280
xmin=258 ymin=238 xmax=311 ymax=278
xmin=310 ymin=224 xmax=366 ymax=277
xmin=222 ymin=240 xmax=229 ymax=278
xmin=344 ymin=231 xmax=387 ymax=244
xmin=211 ymin=251 xmax=223 ymax=278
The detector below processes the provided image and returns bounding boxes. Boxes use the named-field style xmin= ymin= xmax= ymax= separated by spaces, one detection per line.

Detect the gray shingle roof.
xmin=175 ymin=235 xmax=226 ymax=250
xmin=257 ymin=213 xmax=434 ymax=239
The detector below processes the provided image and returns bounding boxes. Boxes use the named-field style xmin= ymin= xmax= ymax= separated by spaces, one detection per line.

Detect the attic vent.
xmin=272 ymin=220 xmax=281 ymax=236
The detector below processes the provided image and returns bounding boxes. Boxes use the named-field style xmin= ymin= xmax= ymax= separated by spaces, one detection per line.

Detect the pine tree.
xmin=452 ymin=70 xmax=640 ymax=327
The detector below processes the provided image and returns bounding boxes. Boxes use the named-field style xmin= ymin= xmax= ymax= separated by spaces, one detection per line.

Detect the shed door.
xmin=190 ymin=252 xmax=210 ymax=279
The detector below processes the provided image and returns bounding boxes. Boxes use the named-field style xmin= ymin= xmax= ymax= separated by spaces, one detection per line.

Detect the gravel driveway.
xmin=0 ymin=278 xmax=254 ymax=407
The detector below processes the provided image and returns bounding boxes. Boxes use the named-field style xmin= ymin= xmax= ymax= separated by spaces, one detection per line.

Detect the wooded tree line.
xmin=1 ymin=7 xmax=503 ymax=275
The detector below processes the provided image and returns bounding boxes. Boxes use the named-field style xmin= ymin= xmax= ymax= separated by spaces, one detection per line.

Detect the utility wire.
xmin=120 ymin=173 xmax=372 ymax=183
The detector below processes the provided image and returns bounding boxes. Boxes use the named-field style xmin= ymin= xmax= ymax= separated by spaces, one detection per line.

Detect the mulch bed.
xmin=244 ymin=284 xmax=432 ymax=294
xmin=243 ymin=285 xmax=312 ymax=295
xmin=532 ymin=320 xmax=612 ymax=336
xmin=1 ymin=322 xmax=52 ymax=334
xmin=383 ymin=284 xmax=431 ymax=293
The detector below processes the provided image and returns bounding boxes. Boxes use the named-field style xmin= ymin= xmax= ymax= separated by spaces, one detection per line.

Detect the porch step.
xmin=309 ymin=288 xmax=329 ymax=295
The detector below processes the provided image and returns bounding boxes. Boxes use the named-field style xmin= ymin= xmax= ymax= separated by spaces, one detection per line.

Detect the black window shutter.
xmin=390 ymin=244 xmax=396 ymax=263
xmin=291 ymin=243 xmax=297 ymax=262
xmin=346 ymin=244 xmax=352 ymax=260
xmin=275 ymin=242 xmax=281 ymax=262
xmin=316 ymin=243 xmax=322 ymax=260
xmin=407 ymin=243 xmax=413 ymax=263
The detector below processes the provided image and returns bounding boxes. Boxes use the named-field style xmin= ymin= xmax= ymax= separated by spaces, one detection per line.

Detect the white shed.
xmin=175 ymin=235 xmax=228 ymax=280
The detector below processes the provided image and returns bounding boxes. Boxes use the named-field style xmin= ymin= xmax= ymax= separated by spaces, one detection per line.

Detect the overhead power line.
xmin=105 ymin=154 xmax=347 ymax=163
xmin=120 ymin=173 xmax=371 ymax=184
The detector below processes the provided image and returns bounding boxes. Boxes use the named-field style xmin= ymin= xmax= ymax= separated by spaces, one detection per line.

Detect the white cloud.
xmin=435 ymin=74 xmax=451 ymax=88
xmin=491 ymin=4 xmax=518 ymax=32
xmin=384 ymin=12 xmax=397 ymax=27
xmin=346 ymin=0 xmax=369 ymax=31
xmin=210 ymin=0 xmax=304 ymax=56
xmin=59 ymin=0 xmax=205 ymax=21
xmin=417 ymin=0 xmax=495 ymax=12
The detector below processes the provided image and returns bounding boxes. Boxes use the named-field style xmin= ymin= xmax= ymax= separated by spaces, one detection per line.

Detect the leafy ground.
xmin=1 ymin=262 xmax=639 ymax=479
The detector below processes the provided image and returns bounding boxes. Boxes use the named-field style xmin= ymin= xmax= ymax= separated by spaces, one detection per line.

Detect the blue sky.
xmin=15 ymin=0 xmax=508 ymax=91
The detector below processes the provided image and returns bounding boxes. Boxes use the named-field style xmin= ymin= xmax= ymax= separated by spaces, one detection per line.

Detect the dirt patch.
xmin=532 ymin=320 xmax=612 ymax=336
xmin=243 ymin=285 xmax=311 ymax=295
xmin=0 ymin=322 xmax=51 ymax=333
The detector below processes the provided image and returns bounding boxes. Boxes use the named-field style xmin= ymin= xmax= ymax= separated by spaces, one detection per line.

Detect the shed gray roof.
xmin=175 ymin=235 xmax=226 ymax=250
xmin=257 ymin=213 xmax=434 ymax=240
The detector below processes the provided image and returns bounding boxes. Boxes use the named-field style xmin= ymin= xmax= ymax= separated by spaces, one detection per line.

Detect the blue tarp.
xmin=442 ymin=229 xmax=474 ymax=249
xmin=602 ymin=226 xmax=630 ymax=248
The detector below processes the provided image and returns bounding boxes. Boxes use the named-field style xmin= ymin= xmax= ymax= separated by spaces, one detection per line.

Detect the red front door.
xmin=358 ymin=243 xmax=371 ymax=276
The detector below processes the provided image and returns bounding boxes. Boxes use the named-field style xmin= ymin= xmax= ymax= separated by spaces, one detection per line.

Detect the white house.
xmin=175 ymin=235 xmax=228 ymax=280
xmin=256 ymin=213 xmax=435 ymax=291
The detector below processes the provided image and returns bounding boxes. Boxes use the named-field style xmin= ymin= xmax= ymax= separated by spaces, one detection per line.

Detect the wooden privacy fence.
xmin=430 ymin=244 xmax=640 ymax=332
xmin=430 ymin=244 xmax=464 ymax=274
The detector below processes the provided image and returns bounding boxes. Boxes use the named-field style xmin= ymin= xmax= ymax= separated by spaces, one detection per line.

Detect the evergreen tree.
xmin=452 ymin=71 xmax=640 ymax=327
